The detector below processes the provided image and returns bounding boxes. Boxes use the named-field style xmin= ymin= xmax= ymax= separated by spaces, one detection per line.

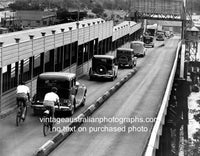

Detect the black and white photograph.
xmin=0 ymin=0 xmax=200 ymax=156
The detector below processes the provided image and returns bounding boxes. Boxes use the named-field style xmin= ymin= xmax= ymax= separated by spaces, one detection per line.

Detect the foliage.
xmin=8 ymin=1 xmax=40 ymax=11
xmin=186 ymin=130 xmax=200 ymax=155
xmin=194 ymin=112 xmax=200 ymax=124
xmin=91 ymin=3 xmax=104 ymax=16
xmin=56 ymin=8 xmax=87 ymax=24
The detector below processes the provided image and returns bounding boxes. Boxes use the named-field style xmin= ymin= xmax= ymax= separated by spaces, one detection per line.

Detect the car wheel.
xmin=90 ymin=76 xmax=94 ymax=81
xmin=95 ymin=64 xmax=107 ymax=75
xmin=69 ymin=102 xmax=75 ymax=116
xmin=111 ymin=76 xmax=115 ymax=81
xmin=80 ymin=91 xmax=86 ymax=107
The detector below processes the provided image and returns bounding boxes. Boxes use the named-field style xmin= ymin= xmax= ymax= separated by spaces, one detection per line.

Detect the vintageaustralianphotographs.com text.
xmin=39 ymin=116 xmax=157 ymax=125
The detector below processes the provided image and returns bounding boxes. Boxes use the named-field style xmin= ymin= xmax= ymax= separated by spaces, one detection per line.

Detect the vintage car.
xmin=31 ymin=72 xmax=87 ymax=116
xmin=156 ymin=31 xmax=165 ymax=41
xmin=143 ymin=35 xmax=154 ymax=48
xmin=156 ymin=34 xmax=165 ymax=41
xmin=116 ymin=48 xmax=137 ymax=68
xmin=130 ymin=41 xmax=147 ymax=57
xmin=89 ymin=55 xmax=118 ymax=81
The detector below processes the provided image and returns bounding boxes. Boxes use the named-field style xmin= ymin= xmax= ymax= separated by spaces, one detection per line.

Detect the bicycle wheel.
xmin=43 ymin=121 xmax=49 ymax=136
xmin=16 ymin=102 xmax=22 ymax=126
xmin=22 ymin=105 xmax=28 ymax=122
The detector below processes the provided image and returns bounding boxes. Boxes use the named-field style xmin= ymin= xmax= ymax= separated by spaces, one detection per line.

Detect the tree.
xmin=92 ymin=3 xmax=104 ymax=16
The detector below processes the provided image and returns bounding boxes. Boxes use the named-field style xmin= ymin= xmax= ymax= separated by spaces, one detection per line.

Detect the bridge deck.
xmin=48 ymin=38 xmax=180 ymax=156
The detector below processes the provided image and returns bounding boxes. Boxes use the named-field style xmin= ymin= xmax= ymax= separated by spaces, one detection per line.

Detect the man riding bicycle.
xmin=16 ymin=81 xmax=30 ymax=120
xmin=43 ymin=87 xmax=60 ymax=120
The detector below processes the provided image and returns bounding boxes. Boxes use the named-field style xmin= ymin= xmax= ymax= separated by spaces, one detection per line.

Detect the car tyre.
xmin=69 ymin=102 xmax=75 ymax=116
xmin=95 ymin=64 xmax=107 ymax=75
xmin=80 ymin=91 xmax=86 ymax=107
xmin=90 ymin=76 xmax=94 ymax=81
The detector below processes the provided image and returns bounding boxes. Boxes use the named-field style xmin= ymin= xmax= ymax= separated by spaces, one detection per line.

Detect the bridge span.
xmin=0 ymin=17 xmax=187 ymax=156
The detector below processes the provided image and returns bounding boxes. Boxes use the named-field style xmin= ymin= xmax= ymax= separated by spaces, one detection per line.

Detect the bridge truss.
xmin=129 ymin=0 xmax=185 ymax=21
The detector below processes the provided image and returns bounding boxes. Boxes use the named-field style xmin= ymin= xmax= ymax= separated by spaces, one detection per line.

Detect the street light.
xmin=51 ymin=30 xmax=56 ymax=71
xmin=0 ymin=42 xmax=3 ymax=113
xmin=41 ymin=32 xmax=46 ymax=72
xmin=29 ymin=35 xmax=34 ymax=97
xmin=61 ymin=28 xmax=65 ymax=70
xmin=69 ymin=27 xmax=73 ymax=72
xmin=15 ymin=38 xmax=20 ymax=85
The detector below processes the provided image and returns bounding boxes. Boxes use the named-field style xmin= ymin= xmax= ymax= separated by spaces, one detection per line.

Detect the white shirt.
xmin=44 ymin=92 xmax=59 ymax=102
xmin=16 ymin=85 xmax=30 ymax=94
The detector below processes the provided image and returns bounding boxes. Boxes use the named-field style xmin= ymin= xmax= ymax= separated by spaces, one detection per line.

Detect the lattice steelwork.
xmin=130 ymin=0 xmax=185 ymax=21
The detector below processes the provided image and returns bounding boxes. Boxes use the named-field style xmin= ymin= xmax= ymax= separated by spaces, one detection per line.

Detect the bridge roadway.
xmin=49 ymin=37 xmax=180 ymax=156
xmin=0 ymin=37 xmax=180 ymax=156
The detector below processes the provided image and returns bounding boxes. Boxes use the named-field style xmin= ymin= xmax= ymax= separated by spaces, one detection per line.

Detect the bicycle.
xmin=43 ymin=103 xmax=59 ymax=136
xmin=16 ymin=100 xmax=27 ymax=126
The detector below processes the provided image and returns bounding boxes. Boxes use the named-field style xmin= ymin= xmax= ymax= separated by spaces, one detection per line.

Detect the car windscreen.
xmin=36 ymin=79 xmax=70 ymax=100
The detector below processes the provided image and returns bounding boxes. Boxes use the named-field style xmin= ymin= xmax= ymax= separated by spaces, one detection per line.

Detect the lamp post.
xmin=29 ymin=35 xmax=34 ymax=97
xmin=0 ymin=42 xmax=3 ymax=113
xmin=81 ymin=24 xmax=85 ymax=75
xmin=76 ymin=22 xmax=80 ymax=76
xmin=97 ymin=21 xmax=100 ymax=54
xmin=69 ymin=27 xmax=73 ymax=73
xmin=88 ymin=23 xmax=91 ymax=71
xmin=15 ymin=38 xmax=20 ymax=85
xmin=51 ymin=30 xmax=56 ymax=71
xmin=61 ymin=28 xmax=65 ymax=70
xmin=41 ymin=32 xmax=46 ymax=72
xmin=101 ymin=21 xmax=104 ymax=54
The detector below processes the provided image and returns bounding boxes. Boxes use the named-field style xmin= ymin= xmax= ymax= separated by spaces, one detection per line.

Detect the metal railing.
xmin=144 ymin=41 xmax=182 ymax=156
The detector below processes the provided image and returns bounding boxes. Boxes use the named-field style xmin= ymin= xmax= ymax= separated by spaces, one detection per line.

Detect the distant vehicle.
xmin=169 ymin=31 xmax=174 ymax=38
xmin=31 ymin=72 xmax=87 ymax=116
xmin=147 ymin=24 xmax=158 ymax=36
xmin=156 ymin=34 xmax=165 ymax=41
xmin=89 ymin=55 xmax=118 ymax=81
xmin=130 ymin=41 xmax=146 ymax=57
xmin=116 ymin=48 xmax=137 ymax=68
xmin=143 ymin=35 xmax=154 ymax=48
xmin=164 ymin=31 xmax=170 ymax=38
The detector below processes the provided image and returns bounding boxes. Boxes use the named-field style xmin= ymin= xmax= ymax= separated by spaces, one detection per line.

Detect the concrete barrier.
xmin=34 ymin=69 xmax=137 ymax=156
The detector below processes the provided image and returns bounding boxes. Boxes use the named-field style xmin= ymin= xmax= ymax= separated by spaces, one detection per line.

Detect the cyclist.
xmin=43 ymin=87 xmax=59 ymax=120
xmin=16 ymin=81 xmax=30 ymax=120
